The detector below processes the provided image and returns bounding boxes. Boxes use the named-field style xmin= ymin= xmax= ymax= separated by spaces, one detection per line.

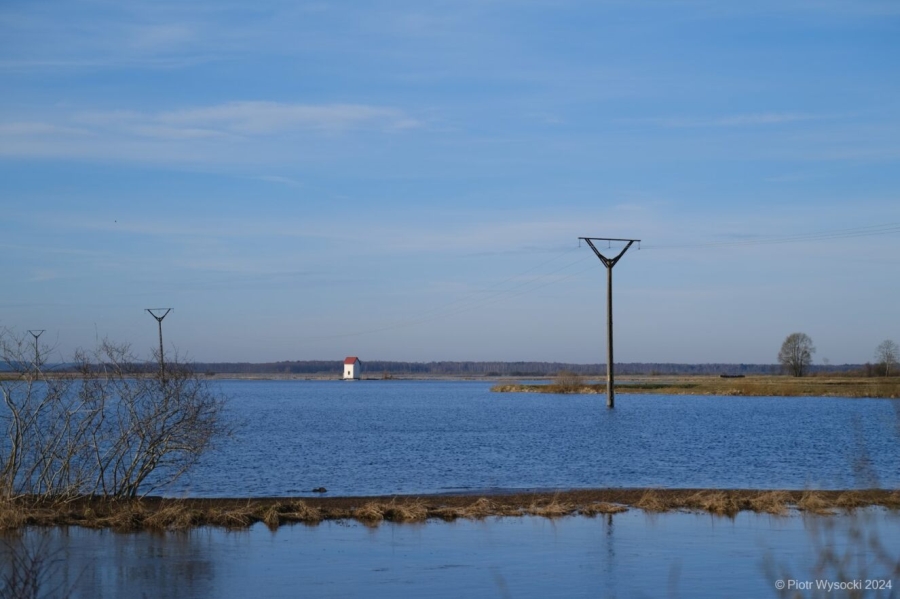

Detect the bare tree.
xmin=75 ymin=341 xmax=229 ymax=498
xmin=875 ymin=339 xmax=899 ymax=377
xmin=0 ymin=329 xmax=228 ymax=499
xmin=777 ymin=332 xmax=815 ymax=377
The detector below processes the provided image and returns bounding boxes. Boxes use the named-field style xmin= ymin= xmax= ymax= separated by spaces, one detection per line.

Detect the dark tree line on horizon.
xmin=188 ymin=360 xmax=862 ymax=377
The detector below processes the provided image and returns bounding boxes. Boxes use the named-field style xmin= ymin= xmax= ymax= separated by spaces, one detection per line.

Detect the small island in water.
xmin=491 ymin=373 xmax=900 ymax=398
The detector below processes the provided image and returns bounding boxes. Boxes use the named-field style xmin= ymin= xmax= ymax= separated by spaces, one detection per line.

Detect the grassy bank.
xmin=491 ymin=375 xmax=900 ymax=398
xmin=2 ymin=489 xmax=899 ymax=531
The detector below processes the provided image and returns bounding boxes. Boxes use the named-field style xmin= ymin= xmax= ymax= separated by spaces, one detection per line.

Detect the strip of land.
xmin=3 ymin=489 xmax=899 ymax=531
xmin=491 ymin=375 xmax=900 ymax=398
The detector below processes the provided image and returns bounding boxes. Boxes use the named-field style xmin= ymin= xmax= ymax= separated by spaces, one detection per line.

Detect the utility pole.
xmin=579 ymin=238 xmax=640 ymax=408
xmin=28 ymin=330 xmax=45 ymax=371
xmin=145 ymin=309 xmax=172 ymax=377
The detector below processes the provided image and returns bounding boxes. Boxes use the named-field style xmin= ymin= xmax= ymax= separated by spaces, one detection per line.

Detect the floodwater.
xmin=5 ymin=510 xmax=898 ymax=598
xmin=173 ymin=380 xmax=900 ymax=497
xmin=5 ymin=381 xmax=899 ymax=598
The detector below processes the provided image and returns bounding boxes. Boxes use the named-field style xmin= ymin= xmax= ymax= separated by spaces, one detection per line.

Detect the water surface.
xmin=175 ymin=380 xmax=900 ymax=497
xmin=7 ymin=510 xmax=898 ymax=598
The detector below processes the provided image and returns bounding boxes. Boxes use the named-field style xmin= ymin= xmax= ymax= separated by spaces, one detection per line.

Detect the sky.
xmin=1 ymin=0 xmax=899 ymax=365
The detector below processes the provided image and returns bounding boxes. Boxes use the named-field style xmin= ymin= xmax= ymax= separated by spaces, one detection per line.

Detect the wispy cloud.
xmin=75 ymin=102 xmax=420 ymax=136
xmin=129 ymin=23 xmax=197 ymax=52
xmin=154 ymin=102 xmax=421 ymax=134
xmin=0 ymin=122 xmax=90 ymax=136
xmin=621 ymin=112 xmax=829 ymax=128
xmin=0 ymin=101 xmax=422 ymax=164
xmin=256 ymin=175 xmax=304 ymax=188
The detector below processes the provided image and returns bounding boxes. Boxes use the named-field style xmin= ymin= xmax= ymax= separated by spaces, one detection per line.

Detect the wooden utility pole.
xmin=27 ymin=330 xmax=44 ymax=371
xmin=145 ymin=309 xmax=172 ymax=377
xmin=579 ymin=238 xmax=639 ymax=408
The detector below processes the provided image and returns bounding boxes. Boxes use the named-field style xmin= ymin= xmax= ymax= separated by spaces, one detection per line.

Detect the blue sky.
xmin=2 ymin=0 xmax=899 ymax=364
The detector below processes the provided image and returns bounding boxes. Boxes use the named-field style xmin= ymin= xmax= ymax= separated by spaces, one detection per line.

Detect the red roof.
xmin=344 ymin=356 xmax=360 ymax=365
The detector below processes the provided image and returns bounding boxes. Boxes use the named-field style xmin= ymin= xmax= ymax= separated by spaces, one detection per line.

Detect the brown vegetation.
xmin=492 ymin=374 xmax=900 ymax=398
xmin=0 ymin=489 xmax=896 ymax=531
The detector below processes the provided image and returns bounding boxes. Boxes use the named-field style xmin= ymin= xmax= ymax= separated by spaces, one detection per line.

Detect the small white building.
xmin=343 ymin=356 xmax=361 ymax=380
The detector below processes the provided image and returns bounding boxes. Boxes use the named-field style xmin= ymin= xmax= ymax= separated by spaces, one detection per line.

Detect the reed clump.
xmin=144 ymin=502 xmax=198 ymax=531
xmin=748 ymin=491 xmax=791 ymax=516
xmin=798 ymin=491 xmax=835 ymax=515
xmin=524 ymin=496 xmax=576 ymax=518
xmin=353 ymin=502 xmax=387 ymax=525
xmin=683 ymin=491 xmax=743 ymax=517
xmin=382 ymin=499 xmax=428 ymax=523
xmin=635 ymin=490 xmax=672 ymax=512
xmin=579 ymin=503 xmax=628 ymax=517
xmin=282 ymin=500 xmax=323 ymax=524
xmin=206 ymin=503 xmax=257 ymax=529
xmin=0 ymin=500 xmax=28 ymax=530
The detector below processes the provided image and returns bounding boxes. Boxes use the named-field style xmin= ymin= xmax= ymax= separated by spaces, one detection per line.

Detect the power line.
xmin=642 ymin=222 xmax=900 ymax=250
xmin=304 ymin=248 xmax=590 ymax=341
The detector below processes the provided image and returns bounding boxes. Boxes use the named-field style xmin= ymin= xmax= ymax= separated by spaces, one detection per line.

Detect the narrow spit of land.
xmin=3 ymin=489 xmax=899 ymax=531
xmin=491 ymin=375 xmax=900 ymax=398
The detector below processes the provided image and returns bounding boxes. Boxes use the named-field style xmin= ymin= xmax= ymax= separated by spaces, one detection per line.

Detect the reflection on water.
xmin=4 ymin=511 xmax=898 ymax=598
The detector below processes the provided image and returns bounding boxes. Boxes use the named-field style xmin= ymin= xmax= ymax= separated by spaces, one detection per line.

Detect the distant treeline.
xmin=190 ymin=361 xmax=862 ymax=377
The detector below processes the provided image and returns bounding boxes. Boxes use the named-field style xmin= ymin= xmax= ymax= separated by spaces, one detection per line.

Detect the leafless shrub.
xmin=551 ymin=371 xmax=586 ymax=394
xmin=0 ymin=329 xmax=229 ymax=500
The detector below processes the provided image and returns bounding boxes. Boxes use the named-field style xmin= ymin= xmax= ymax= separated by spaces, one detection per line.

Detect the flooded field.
xmin=177 ymin=380 xmax=900 ymax=497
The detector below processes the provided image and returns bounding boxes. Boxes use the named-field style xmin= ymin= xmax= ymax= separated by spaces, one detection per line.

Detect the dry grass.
xmin=281 ymin=500 xmax=323 ymax=524
xmin=635 ymin=490 xmax=672 ymax=512
xmin=206 ymin=503 xmax=257 ymax=529
xmin=493 ymin=375 xmax=900 ymax=398
xmin=797 ymin=491 xmax=836 ymax=515
xmin=0 ymin=500 xmax=28 ymax=530
xmin=683 ymin=491 xmax=743 ymax=516
xmin=0 ymin=488 xmax=898 ymax=531
xmin=523 ymin=495 xmax=576 ymax=518
xmin=144 ymin=502 xmax=198 ymax=531
xmin=748 ymin=491 xmax=792 ymax=516
xmin=579 ymin=502 xmax=628 ymax=517
xmin=382 ymin=499 xmax=428 ymax=523
xmin=351 ymin=499 xmax=429 ymax=526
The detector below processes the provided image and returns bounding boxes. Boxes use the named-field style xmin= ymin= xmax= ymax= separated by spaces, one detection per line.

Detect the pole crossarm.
xmin=579 ymin=238 xmax=640 ymax=268
xmin=146 ymin=308 xmax=172 ymax=323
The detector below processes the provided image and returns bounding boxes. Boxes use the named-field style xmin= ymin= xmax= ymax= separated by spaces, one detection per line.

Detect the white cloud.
xmin=0 ymin=122 xmax=90 ymax=136
xmin=130 ymin=23 xmax=196 ymax=52
xmin=0 ymin=101 xmax=422 ymax=162
xmin=623 ymin=112 xmax=828 ymax=128
xmin=154 ymin=102 xmax=421 ymax=134
xmin=69 ymin=102 xmax=419 ymax=137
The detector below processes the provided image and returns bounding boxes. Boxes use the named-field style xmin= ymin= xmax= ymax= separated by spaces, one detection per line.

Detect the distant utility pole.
xmin=28 ymin=329 xmax=45 ymax=371
xmin=579 ymin=238 xmax=640 ymax=408
xmin=145 ymin=309 xmax=172 ymax=377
